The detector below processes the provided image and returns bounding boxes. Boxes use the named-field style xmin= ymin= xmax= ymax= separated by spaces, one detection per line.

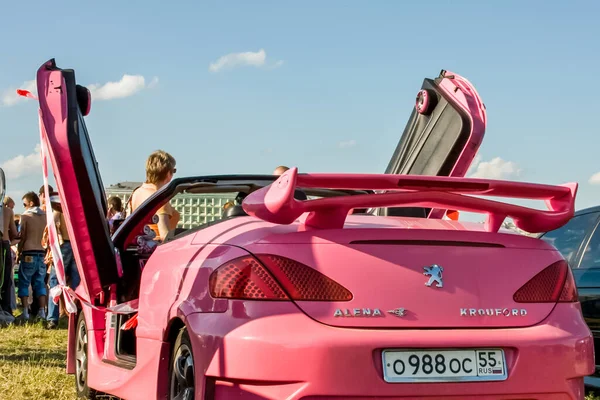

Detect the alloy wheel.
xmin=170 ymin=338 xmax=194 ymax=400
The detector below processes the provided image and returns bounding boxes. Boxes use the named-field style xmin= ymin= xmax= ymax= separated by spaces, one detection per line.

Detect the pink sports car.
xmin=36 ymin=59 xmax=593 ymax=400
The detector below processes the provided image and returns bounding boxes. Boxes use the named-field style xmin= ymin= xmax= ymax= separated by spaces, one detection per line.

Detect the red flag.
xmin=16 ymin=89 xmax=38 ymax=100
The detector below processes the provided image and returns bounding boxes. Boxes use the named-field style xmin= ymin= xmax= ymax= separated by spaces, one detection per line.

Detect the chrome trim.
xmin=381 ymin=348 xmax=508 ymax=383
xmin=388 ymin=308 xmax=406 ymax=317
xmin=423 ymin=265 xmax=444 ymax=288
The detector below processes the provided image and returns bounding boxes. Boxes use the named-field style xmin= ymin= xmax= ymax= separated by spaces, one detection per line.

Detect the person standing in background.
xmin=17 ymin=192 xmax=47 ymax=322
xmin=10 ymin=213 xmax=19 ymax=312
xmin=1 ymin=196 xmax=19 ymax=317
xmin=39 ymin=185 xmax=53 ymax=212
xmin=106 ymin=196 xmax=124 ymax=234
xmin=46 ymin=192 xmax=80 ymax=329
xmin=130 ymin=150 xmax=180 ymax=240
xmin=31 ymin=185 xmax=54 ymax=318
xmin=273 ymin=165 xmax=289 ymax=175
xmin=3 ymin=197 xmax=14 ymax=209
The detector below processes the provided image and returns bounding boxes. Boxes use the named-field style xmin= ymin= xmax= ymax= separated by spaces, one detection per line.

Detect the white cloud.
xmin=466 ymin=154 xmax=482 ymax=175
xmin=2 ymin=74 xmax=158 ymax=106
xmin=467 ymin=156 xmax=522 ymax=180
xmin=1 ymin=144 xmax=42 ymax=180
xmin=589 ymin=172 xmax=600 ymax=185
xmin=209 ymin=49 xmax=283 ymax=73
xmin=88 ymin=74 xmax=150 ymax=100
xmin=338 ymin=139 xmax=357 ymax=148
xmin=1 ymin=80 xmax=36 ymax=107
xmin=269 ymin=60 xmax=285 ymax=69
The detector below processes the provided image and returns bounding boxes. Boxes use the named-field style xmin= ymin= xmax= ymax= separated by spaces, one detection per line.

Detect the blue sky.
xmin=1 ymin=0 xmax=599 ymax=216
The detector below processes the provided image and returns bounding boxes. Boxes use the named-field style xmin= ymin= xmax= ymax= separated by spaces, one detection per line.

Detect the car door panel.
xmin=37 ymin=59 xmax=117 ymax=301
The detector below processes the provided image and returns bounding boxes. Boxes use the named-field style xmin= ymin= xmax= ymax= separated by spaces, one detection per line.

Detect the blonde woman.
xmin=128 ymin=150 xmax=180 ymax=240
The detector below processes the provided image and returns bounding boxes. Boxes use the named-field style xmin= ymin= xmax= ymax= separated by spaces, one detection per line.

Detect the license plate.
xmin=382 ymin=348 xmax=507 ymax=383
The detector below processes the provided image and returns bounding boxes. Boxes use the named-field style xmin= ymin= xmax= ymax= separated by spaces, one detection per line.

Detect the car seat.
xmin=223 ymin=205 xmax=248 ymax=218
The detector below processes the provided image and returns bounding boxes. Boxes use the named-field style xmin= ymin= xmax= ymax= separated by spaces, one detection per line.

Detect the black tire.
xmin=169 ymin=327 xmax=195 ymax=400
xmin=75 ymin=311 xmax=99 ymax=399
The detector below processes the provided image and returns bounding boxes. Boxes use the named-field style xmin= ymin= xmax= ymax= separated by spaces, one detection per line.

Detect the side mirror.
xmin=415 ymin=89 xmax=437 ymax=115
xmin=76 ymin=84 xmax=92 ymax=116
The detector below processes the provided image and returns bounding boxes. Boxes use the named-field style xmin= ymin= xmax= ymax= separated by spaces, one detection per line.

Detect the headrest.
xmin=235 ymin=192 xmax=247 ymax=204
xmin=294 ymin=189 xmax=308 ymax=201
xmin=223 ymin=205 xmax=248 ymax=218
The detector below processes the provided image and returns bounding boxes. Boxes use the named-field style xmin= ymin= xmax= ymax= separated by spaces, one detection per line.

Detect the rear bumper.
xmin=187 ymin=303 xmax=593 ymax=399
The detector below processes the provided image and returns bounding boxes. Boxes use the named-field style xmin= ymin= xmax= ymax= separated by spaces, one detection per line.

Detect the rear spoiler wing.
xmin=242 ymin=167 xmax=577 ymax=233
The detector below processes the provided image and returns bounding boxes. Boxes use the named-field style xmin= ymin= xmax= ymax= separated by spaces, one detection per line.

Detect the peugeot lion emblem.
xmin=423 ymin=264 xmax=443 ymax=288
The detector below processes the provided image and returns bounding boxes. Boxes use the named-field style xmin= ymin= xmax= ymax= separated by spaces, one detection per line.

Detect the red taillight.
xmin=209 ymin=256 xmax=289 ymax=300
xmin=209 ymin=254 xmax=353 ymax=301
xmin=558 ymin=264 xmax=579 ymax=302
xmin=256 ymin=254 xmax=353 ymax=301
xmin=513 ymin=260 xmax=578 ymax=303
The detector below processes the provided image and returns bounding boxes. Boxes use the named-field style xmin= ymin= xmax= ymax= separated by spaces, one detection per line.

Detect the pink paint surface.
xmin=242 ymin=167 xmax=577 ymax=233
xmin=36 ymin=59 xmax=593 ymax=399
xmin=74 ymin=213 xmax=593 ymax=399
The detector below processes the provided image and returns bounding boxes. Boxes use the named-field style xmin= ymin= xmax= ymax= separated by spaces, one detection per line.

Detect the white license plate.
xmin=382 ymin=348 xmax=507 ymax=383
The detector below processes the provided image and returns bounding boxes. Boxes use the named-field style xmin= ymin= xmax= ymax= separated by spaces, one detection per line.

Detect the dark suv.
xmin=539 ymin=206 xmax=600 ymax=386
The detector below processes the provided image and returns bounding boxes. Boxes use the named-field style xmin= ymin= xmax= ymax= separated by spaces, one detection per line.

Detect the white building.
xmin=105 ymin=182 xmax=235 ymax=229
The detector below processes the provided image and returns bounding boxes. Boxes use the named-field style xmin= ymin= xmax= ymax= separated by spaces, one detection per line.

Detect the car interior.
xmin=111 ymin=180 xmax=372 ymax=359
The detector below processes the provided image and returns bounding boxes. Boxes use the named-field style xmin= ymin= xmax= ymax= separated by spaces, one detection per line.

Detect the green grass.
xmin=0 ymin=321 xmax=599 ymax=400
xmin=0 ymin=320 xmax=77 ymax=400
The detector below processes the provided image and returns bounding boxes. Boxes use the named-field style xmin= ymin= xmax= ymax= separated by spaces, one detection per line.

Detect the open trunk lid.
xmin=385 ymin=70 xmax=486 ymax=178
xmin=381 ymin=70 xmax=486 ymax=218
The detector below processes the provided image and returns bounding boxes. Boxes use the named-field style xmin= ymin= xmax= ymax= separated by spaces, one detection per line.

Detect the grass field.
xmin=0 ymin=320 xmax=77 ymax=400
xmin=0 ymin=322 xmax=599 ymax=400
